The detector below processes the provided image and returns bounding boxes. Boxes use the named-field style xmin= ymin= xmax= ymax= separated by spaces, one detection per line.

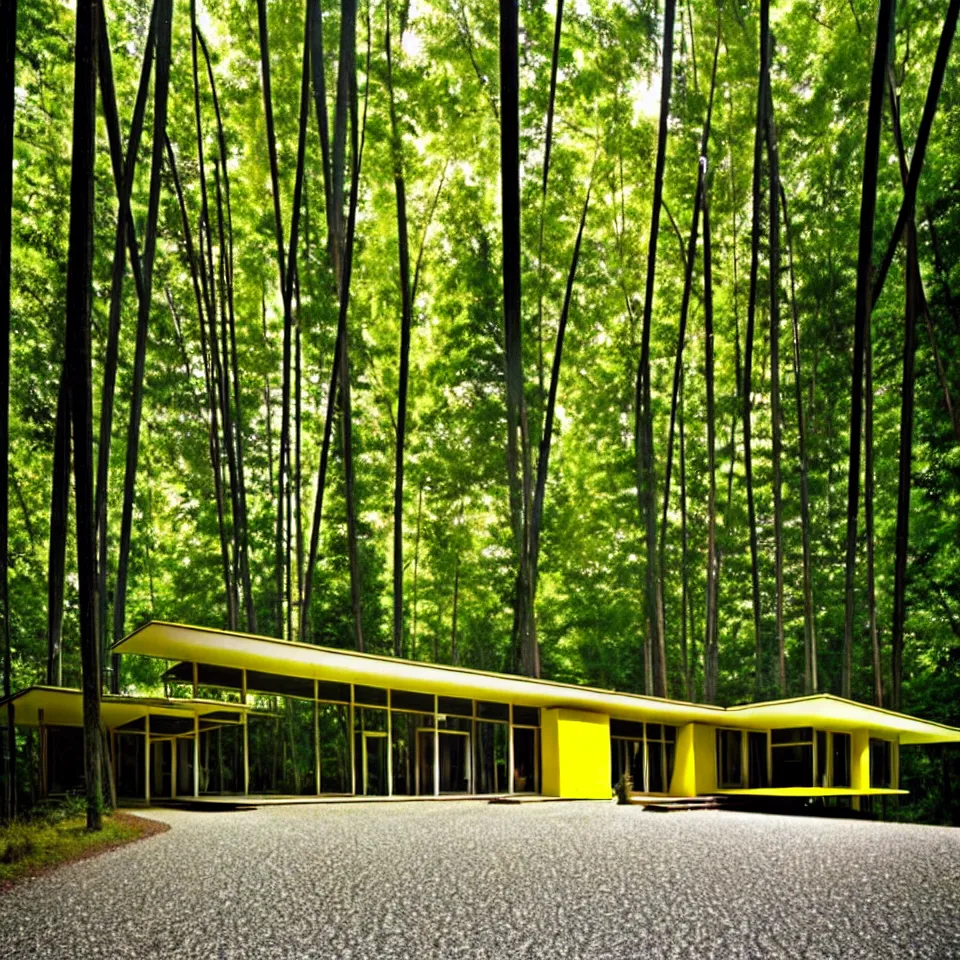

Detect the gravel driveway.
xmin=1 ymin=801 xmax=958 ymax=959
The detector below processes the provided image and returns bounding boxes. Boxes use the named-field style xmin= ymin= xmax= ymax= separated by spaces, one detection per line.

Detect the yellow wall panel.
xmin=541 ymin=708 xmax=610 ymax=799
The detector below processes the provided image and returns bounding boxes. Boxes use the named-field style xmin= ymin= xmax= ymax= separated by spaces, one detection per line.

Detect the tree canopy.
xmin=3 ymin=0 xmax=960 ymax=821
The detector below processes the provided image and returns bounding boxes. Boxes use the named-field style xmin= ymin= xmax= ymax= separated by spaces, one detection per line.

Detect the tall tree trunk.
xmin=635 ymin=0 xmax=676 ymax=698
xmin=842 ymin=0 xmax=894 ymax=700
xmin=865 ymin=301 xmax=881 ymax=705
xmin=386 ymin=0 xmax=413 ymax=658
xmin=657 ymin=17 xmax=721 ymax=589
xmin=764 ymin=56 xmax=786 ymax=696
xmin=1 ymin=0 xmax=17 ymax=819
xmin=871 ymin=0 xmax=959 ymax=311
xmin=95 ymin=0 xmax=155 ymax=691
xmin=188 ymin=0 xmax=237 ymax=631
xmin=198 ymin=29 xmax=256 ymax=632
xmin=499 ymin=0 xmax=537 ymax=677
xmin=47 ymin=377 xmax=69 ymax=687
xmin=744 ymin=0 xmax=769 ymax=696
xmin=679 ymin=371 xmax=690 ymax=702
xmin=535 ymin=0 xmax=564 ymax=410
xmin=64 ymin=0 xmax=103 ymax=831
xmin=780 ymin=186 xmax=817 ymax=693
xmin=113 ymin=0 xmax=173 ymax=650
xmin=530 ymin=175 xmax=593 ymax=589
xmin=165 ymin=137 xmax=234 ymax=626
xmin=703 ymin=188 xmax=718 ymax=705
xmin=891 ymin=222 xmax=919 ymax=713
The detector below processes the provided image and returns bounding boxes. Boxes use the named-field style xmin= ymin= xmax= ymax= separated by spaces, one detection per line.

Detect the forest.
xmin=1 ymin=0 xmax=959 ymax=824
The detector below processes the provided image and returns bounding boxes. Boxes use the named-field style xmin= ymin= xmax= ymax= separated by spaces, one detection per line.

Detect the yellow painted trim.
xmin=0 ymin=685 xmax=247 ymax=729
xmin=108 ymin=621 xmax=960 ymax=745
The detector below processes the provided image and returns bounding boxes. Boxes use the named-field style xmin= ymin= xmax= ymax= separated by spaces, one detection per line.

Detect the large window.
xmin=248 ymin=697 xmax=315 ymax=795
xmin=717 ymin=729 xmax=743 ymax=788
xmin=199 ymin=724 xmax=243 ymax=795
xmin=771 ymin=727 xmax=813 ymax=788
xmin=611 ymin=721 xmax=676 ymax=793
xmin=475 ymin=721 xmax=508 ymax=794
xmin=318 ymin=703 xmax=350 ymax=794
xmin=832 ymin=733 xmax=851 ymax=788
xmin=870 ymin=738 xmax=893 ymax=788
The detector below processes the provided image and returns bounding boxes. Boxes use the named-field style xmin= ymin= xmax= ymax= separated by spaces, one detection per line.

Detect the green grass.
xmin=0 ymin=810 xmax=165 ymax=888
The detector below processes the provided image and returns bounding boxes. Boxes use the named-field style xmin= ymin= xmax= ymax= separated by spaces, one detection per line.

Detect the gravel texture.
xmin=1 ymin=801 xmax=958 ymax=959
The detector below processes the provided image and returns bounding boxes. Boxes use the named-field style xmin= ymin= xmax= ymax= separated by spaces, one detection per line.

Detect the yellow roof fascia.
xmin=724 ymin=694 xmax=960 ymax=745
xmin=112 ymin=622 xmax=960 ymax=745
xmin=0 ymin=685 xmax=247 ymax=729
xmin=115 ymin=621 xmax=726 ymax=726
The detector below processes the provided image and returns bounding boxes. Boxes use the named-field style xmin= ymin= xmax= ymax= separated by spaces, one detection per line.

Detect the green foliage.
xmin=5 ymin=0 xmax=960 ymax=823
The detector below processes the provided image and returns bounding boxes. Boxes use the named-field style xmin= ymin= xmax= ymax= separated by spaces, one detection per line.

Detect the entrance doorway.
xmin=417 ymin=730 xmax=471 ymax=794
xmin=362 ymin=731 xmax=388 ymax=796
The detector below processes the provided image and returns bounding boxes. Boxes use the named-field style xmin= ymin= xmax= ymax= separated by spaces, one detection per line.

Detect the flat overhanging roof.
xmin=724 ymin=695 xmax=960 ymax=744
xmin=110 ymin=621 xmax=960 ymax=745
xmin=0 ymin=685 xmax=246 ymax=731
xmin=115 ymin=621 xmax=727 ymax=725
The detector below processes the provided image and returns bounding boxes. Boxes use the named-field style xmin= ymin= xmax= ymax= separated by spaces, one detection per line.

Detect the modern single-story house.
xmin=3 ymin=621 xmax=959 ymax=806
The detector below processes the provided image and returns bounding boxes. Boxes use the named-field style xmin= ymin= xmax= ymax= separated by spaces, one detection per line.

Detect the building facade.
xmin=3 ymin=621 xmax=959 ymax=806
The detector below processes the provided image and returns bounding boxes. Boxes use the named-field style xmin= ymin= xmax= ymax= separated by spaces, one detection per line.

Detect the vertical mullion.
xmin=349 ymin=684 xmax=356 ymax=796
xmin=144 ymin=714 xmax=151 ymax=804
xmin=507 ymin=705 xmax=514 ymax=795
xmin=433 ymin=694 xmax=439 ymax=797
xmin=314 ymin=679 xmax=320 ymax=796
xmin=387 ymin=690 xmax=393 ymax=797
xmin=242 ymin=669 xmax=249 ymax=796
xmin=193 ymin=714 xmax=200 ymax=797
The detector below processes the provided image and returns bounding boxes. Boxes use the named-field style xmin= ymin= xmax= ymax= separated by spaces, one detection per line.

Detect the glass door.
xmin=362 ymin=732 xmax=388 ymax=796
xmin=439 ymin=731 xmax=470 ymax=793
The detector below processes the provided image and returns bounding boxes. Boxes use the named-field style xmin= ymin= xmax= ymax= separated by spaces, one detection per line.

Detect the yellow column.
xmin=541 ymin=708 xmax=610 ymax=799
xmin=669 ymin=724 xmax=696 ymax=796
xmin=850 ymin=728 xmax=871 ymax=810
xmin=670 ymin=724 xmax=717 ymax=797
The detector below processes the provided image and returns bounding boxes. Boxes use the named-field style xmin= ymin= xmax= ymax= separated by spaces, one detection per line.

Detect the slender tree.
xmin=871 ymin=0 xmax=959 ymax=311
xmin=703 ymin=185 xmax=718 ymax=704
xmin=635 ymin=0 xmax=676 ymax=698
xmin=500 ymin=0 xmax=537 ymax=677
xmin=530 ymin=173 xmax=593 ymax=589
xmin=113 ymin=0 xmax=174 ymax=649
xmin=780 ymin=186 xmax=817 ymax=693
xmin=165 ymin=136 xmax=234 ymax=625
xmin=198 ymin=29 xmax=256 ymax=633
xmin=842 ymin=0 xmax=894 ymax=700
xmin=63 ymin=0 xmax=103 ymax=831
xmin=535 ymin=0 xmax=564 ymax=407
xmin=744 ymin=0 xmax=769 ymax=695
xmin=1 ymin=0 xmax=17 ymax=820
xmin=95 ymin=0 xmax=155 ymax=690
xmin=47 ymin=377 xmax=69 ymax=687
xmin=386 ymin=0 xmax=413 ymax=658
xmin=764 ymin=55 xmax=785 ymax=695
xmin=658 ymin=18 xmax=721 ymax=584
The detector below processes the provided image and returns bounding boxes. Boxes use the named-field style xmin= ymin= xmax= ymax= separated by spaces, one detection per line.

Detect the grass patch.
xmin=0 ymin=809 xmax=168 ymax=890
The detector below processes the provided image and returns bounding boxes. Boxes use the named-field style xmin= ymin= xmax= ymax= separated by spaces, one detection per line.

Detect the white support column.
xmin=507 ymin=705 xmax=514 ymax=795
xmin=193 ymin=714 xmax=200 ymax=797
xmin=242 ymin=670 xmax=249 ymax=796
xmin=433 ymin=695 xmax=440 ymax=797
xmin=144 ymin=714 xmax=151 ymax=805
xmin=387 ymin=691 xmax=393 ymax=797
xmin=314 ymin=680 xmax=320 ymax=796
xmin=349 ymin=685 xmax=356 ymax=796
